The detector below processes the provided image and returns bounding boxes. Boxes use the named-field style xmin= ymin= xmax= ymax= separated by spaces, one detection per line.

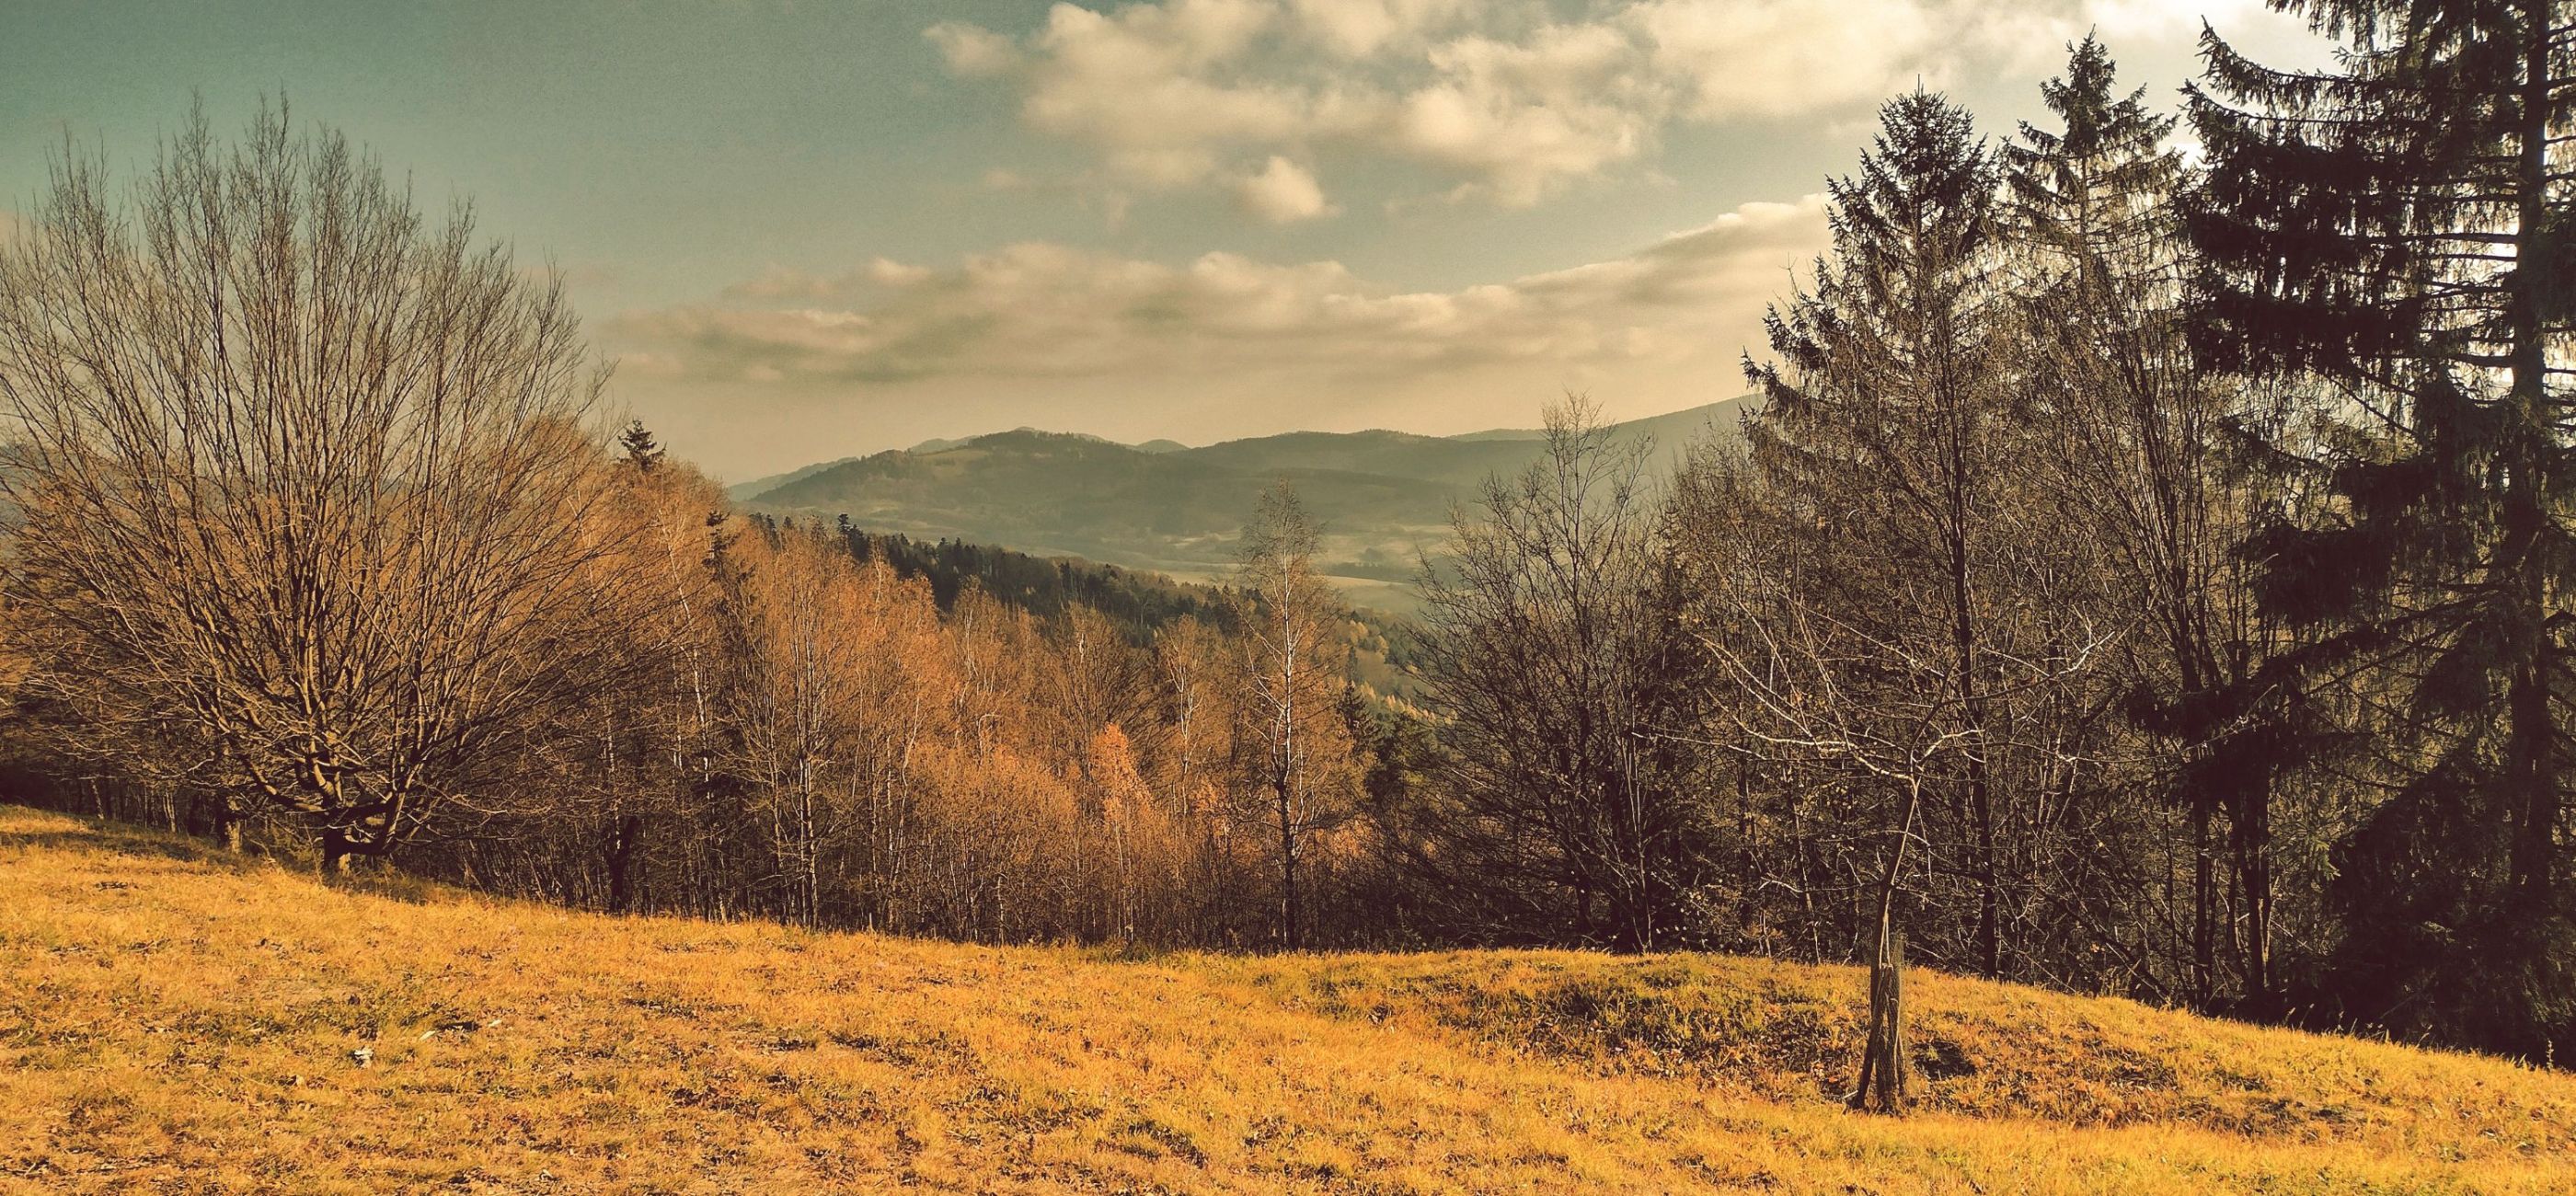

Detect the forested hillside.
xmin=820 ymin=521 xmax=1428 ymax=696
xmin=741 ymin=400 xmax=1746 ymax=587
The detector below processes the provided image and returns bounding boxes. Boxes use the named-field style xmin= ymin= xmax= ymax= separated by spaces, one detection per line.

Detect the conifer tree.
xmin=1746 ymin=89 xmax=2022 ymax=975
xmin=619 ymin=419 xmax=666 ymax=472
xmin=2191 ymin=0 xmax=2576 ymax=1056
xmin=2009 ymin=38 xmax=2291 ymax=1010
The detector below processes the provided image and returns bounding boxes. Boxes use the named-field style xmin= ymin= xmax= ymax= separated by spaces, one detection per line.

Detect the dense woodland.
xmin=4 ymin=3 xmax=2573 ymax=1065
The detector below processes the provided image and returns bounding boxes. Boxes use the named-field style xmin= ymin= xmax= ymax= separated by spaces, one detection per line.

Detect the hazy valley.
xmin=737 ymin=399 xmax=1749 ymax=609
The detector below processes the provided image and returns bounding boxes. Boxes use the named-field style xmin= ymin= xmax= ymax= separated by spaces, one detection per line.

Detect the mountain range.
xmin=735 ymin=396 xmax=1752 ymax=609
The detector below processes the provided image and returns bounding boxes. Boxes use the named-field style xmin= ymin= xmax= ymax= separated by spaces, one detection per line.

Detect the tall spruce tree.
xmin=619 ymin=419 xmax=666 ymax=472
xmin=2190 ymin=1 xmax=2576 ymax=1056
xmin=1746 ymin=89 xmax=2021 ymax=975
xmin=2010 ymin=38 xmax=2293 ymax=1011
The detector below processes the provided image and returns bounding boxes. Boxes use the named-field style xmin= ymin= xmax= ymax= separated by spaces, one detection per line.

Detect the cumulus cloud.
xmin=612 ymin=193 xmax=1823 ymax=397
xmin=1285 ymin=0 xmax=1468 ymax=58
xmin=933 ymin=0 xmax=1988 ymax=213
xmin=925 ymin=0 xmax=1926 ymax=209
xmin=1634 ymin=0 xmax=1934 ymax=121
xmin=924 ymin=0 xmax=2335 ymax=217
xmin=1235 ymin=155 xmax=1337 ymax=223
xmin=926 ymin=20 xmax=1023 ymax=77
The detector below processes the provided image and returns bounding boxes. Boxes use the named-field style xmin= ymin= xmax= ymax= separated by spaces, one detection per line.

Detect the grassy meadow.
xmin=3 ymin=804 xmax=2569 ymax=1194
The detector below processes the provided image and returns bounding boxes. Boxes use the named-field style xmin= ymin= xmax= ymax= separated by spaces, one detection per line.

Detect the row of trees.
xmin=1404 ymin=6 xmax=2576 ymax=1064
xmin=0 ymin=106 xmax=1382 ymax=950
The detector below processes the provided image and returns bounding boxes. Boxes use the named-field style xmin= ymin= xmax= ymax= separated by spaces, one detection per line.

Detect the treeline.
xmin=3 ymin=0 xmax=2570 ymax=1066
xmin=445 ymin=456 xmax=1393 ymax=948
xmin=0 ymin=106 xmax=1397 ymax=952
xmin=827 ymin=523 xmax=1430 ymax=696
xmin=1390 ymin=13 xmax=2576 ymax=1064
xmin=835 ymin=525 xmax=1232 ymax=640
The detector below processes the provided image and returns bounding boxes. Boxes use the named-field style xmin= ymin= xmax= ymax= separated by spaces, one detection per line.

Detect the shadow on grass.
xmin=3 ymin=808 xmax=488 ymax=911
xmin=3 ymin=818 xmax=490 ymax=935
xmin=0 ymin=811 xmax=269 ymax=875
xmin=333 ymin=868 xmax=451 ymax=905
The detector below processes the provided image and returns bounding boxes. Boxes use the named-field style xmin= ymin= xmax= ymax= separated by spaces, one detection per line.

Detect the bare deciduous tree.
xmin=1234 ymin=480 xmax=1360 ymax=950
xmin=1416 ymin=397 xmax=1708 ymax=951
xmin=0 ymin=104 xmax=636 ymax=871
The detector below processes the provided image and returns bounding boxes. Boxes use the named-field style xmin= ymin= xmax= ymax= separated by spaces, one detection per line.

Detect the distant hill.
xmin=1172 ymin=429 xmax=1542 ymax=489
xmin=727 ymin=456 xmax=859 ymax=502
xmin=1450 ymin=402 xmax=1755 ymax=459
xmin=744 ymin=397 xmax=1753 ymax=596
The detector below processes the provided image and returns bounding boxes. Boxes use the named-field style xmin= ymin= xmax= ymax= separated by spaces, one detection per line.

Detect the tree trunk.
xmin=2499 ymin=7 xmax=2559 ymax=983
xmin=2233 ymin=778 xmax=2274 ymax=1014
xmin=2191 ymin=795 xmax=2214 ymax=1006
xmin=1852 ymin=926 xmax=1909 ymax=1112
xmin=1967 ymin=751 xmax=1999 ymax=976
xmin=1852 ymin=775 xmax=1926 ymax=1114
xmin=1948 ymin=518 xmax=2001 ymax=978
xmin=1277 ymin=783 xmax=1303 ymax=950
xmin=606 ymin=814 xmax=643 ymax=914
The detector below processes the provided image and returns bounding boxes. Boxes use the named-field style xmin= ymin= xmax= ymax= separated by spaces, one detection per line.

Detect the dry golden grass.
xmin=3 ymin=805 xmax=2568 ymax=1193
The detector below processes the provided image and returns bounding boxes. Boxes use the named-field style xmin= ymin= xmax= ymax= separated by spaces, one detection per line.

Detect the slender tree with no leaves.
xmin=1234 ymin=480 xmax=1359 ymax=949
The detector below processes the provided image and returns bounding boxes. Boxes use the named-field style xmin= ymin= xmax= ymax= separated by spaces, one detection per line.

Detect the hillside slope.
xmin=744 ymin=397 xmax=1752 ymax=589
xmin=5 ymin=806 xmax=2567 ymax=1193
xmin=755 ymin=430 xmax=1459 ymax=583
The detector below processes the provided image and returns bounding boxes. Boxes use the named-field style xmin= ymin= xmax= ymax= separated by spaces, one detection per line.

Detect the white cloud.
xmin=926 ymin=20 xmax=1023 ymax=77
xmin=1635 ymin=0 xmax=1934 ymax=121
xmin=1392 ymin=21 xmax=1665 ymax=206
xmin=613 ymin=193 xmax=1823 ymax=392
xmin=1235 ymin=155 xmax=1337 ymax=223
xmin=925 ymin=0 xmax=1955 ymax=213
xmin=868 ymin=258 xmax=934 ymax=287
xmin=1287 ymin=0 xmax=1465 ymax=57
xmin=924 ymin=0 xmax=2339 ymax=219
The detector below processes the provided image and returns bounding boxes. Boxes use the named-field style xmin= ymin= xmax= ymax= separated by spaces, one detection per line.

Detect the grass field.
xmin=4 ymin=804 xmax=2569 ymax=1193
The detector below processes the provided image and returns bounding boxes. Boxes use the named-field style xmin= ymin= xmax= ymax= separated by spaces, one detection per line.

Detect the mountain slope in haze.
xmin=753 ymin=430 xmax=1462 ymax=585
xmin=8 ymin=805 xmax=2569 ymax=1193
xmin=727 ymin=455 xmax=859 ymax=502
xmin=1449 ymin=400 xmax=1756 ymax=455
xmin=747 ymin=397 xmax=1752 ymax=590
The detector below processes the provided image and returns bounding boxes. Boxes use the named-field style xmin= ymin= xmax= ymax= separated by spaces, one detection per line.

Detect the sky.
xmin=0 ymin=1 xmax=2333 ymax=481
